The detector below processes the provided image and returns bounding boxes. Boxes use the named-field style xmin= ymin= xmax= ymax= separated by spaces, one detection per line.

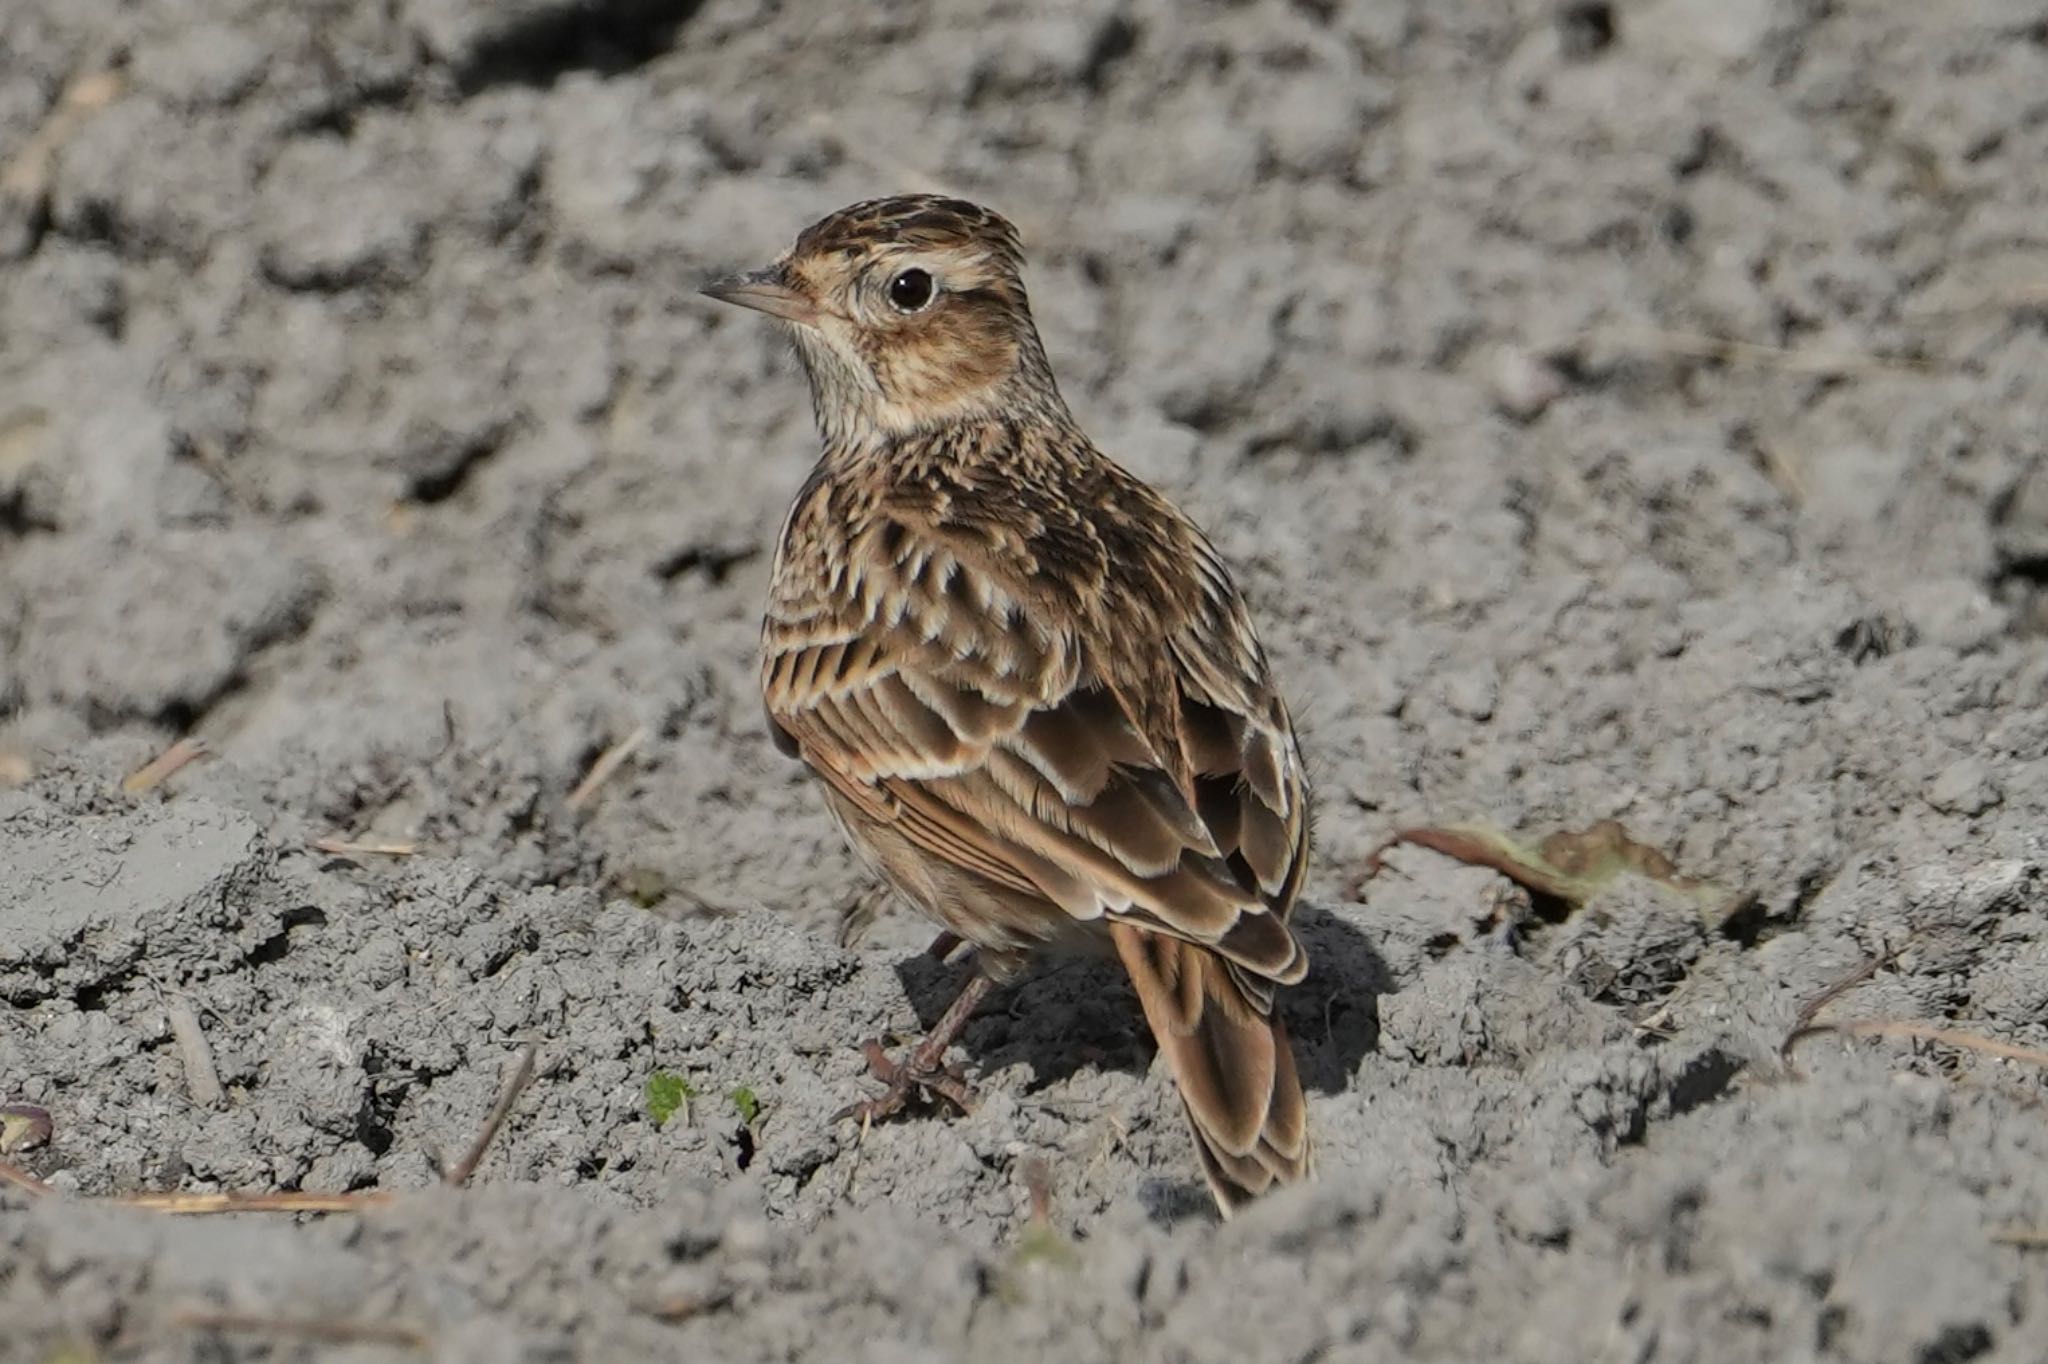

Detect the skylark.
xmin=705 ymin=195 xmax=1312 ymax=1213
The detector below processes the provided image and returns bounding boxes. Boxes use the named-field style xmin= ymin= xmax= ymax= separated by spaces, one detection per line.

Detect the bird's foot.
xmin=833 ymin=1038 xmax=978 ymax=1124
xmin=832 ymin=971 xmax=993 ymax=1125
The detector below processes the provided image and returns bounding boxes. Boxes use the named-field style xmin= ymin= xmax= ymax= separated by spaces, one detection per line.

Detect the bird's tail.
xmin=1111 ymin=924 xmax=1311 ymax=1215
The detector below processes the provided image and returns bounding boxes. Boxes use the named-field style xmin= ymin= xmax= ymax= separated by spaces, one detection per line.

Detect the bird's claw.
xmin=833 ymin=1037 xmax=977 ymax=1124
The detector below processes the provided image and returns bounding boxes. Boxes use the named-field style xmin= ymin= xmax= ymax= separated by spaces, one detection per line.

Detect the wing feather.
xmin=764 ymin=513 xmax=1309 ymax=985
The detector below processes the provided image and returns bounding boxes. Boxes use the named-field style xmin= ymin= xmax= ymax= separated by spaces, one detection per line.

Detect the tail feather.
xmin=1112 ymin=924 xmax=1312 ymax=1214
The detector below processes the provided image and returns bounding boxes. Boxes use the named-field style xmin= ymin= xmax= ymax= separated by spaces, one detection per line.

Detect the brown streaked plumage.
xmin=705 ymin=194 xmax=1313 ymax=1214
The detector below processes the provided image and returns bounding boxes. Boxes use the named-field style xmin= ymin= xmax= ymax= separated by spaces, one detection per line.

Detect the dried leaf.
xmin=0 ymin=1103 xmax=53 ymax=1154
xmin=1365 ymin=819 xmax=1750 ymax=925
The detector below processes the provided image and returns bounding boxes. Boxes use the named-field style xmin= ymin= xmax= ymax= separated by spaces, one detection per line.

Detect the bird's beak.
xmin=700 ymin=266 xmax=818 ymax=326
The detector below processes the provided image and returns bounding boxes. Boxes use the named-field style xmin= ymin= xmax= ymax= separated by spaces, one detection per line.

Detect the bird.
xmin=703 ymin=195 xmax=1313 ymax=1214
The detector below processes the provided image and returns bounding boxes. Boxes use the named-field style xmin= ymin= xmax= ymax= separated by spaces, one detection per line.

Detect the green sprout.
xmin=643 ymin=1071 xmax=695 ymax=1126
xmin=994 ymin=1219 xmax=1081 ymax=1305
xmin=729 ymin=1085 xmax=762 ymax=1126
xmin=615 ymin=866 xmax=671 ymax=909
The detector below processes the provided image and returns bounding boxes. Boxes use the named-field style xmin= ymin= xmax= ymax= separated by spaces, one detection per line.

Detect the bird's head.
xmin=703 ymin=195 xmax=1066 ymax=443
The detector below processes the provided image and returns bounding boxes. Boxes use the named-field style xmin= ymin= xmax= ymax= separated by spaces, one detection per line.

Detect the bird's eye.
xmin=887 ymin=268 xmax=936 ymax=313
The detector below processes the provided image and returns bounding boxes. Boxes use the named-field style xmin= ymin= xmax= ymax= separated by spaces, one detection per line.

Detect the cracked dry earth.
xmin=5 ymin=0 xmax=2048 ymax=1360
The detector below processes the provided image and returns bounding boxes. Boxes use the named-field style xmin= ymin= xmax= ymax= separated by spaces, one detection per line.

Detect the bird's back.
xmin=762 ymin=419 xmax=1310 ymax=962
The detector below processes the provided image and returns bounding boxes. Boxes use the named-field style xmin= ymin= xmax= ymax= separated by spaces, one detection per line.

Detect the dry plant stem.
xmin=116 ymin=1189 xmax=394 ymax=1214
xmin=445 ymin=1041 xmax=540 ymax=1186
xmin=0 ymin=65 xmax=124 ymax=207
xmin=1992 ymin=1227 xmax=2048 ymax=1249
xmin=1779 ymin=943 xmax=1909 ymax=1069
xmin=1904 ymin=284 xmax=2048 ymax=321
xmin=567 ymin=726 xmax=649 ymax=811
xmin=166 ymin=999 xmax=225 ymax=1108
xmin=1083 ymin=1110 xmax=1132 ymax=1185
xmin=311 ymin=835 xmax=418 ymax=856
xmin=121 ymin=738 xmax=209 ymax=794
xmin=1790 ymin=1020 xmax=2048 ymax=1068
xmin=2 ymin=1153 xmax=394 ymax=1214
xmin=170 ymin=1310 xmax=428 ymax=1349
xmin=1397 ymin=825 xmax=1579 ymax=896
xmin=1350 ymin=827 xmax=1518 ymax=899
xmin=840 ymin=1110 xmax=872 ymax=1204
xmin=635 ymin=1288 xmax=736 ymax=1322
xmin=1021 ymin=1153 xmax=1054 ymax=1223
xmin=0 ymin=1156 xmax=54 ymax=1198
xmin=1753 ymin=439 xmax=1809 ymax=505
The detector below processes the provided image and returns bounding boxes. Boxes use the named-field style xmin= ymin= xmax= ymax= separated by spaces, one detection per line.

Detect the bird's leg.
xmin=835 ymin=972 xmax=994 ymax=1124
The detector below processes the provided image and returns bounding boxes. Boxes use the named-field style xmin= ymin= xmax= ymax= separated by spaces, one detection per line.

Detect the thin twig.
xmin=1 ymin=64 xmax=125 ymax=208
xmin=5 ymin=1155 xmax=393 ymax=1215
xmin=1903 ymin=284 xmax=2048 ymax=321
xmin=1080 ymin=1108 xmax=1132 ymax=1188
xmin=1788 ymin=1020 xmax=2048 ymax=1069
xmin=311 ymin=835 xmax=419 ymax=857
xmin=841 ymin=1110 xmax=873 ymax=1204
xmin=444 ymin=1042 xmax=539 ymax=1186
xmin=170 ymin=1309 xmax=428 ymax=1349
xmin=1752 ymin=439 xmax=1809 ymax=506
xmin=633 ymin=1287 xmax=736 ymax=1322
xmin=317 ymin=702 xmax=460 ymax=846
xmin=0 ymin=1156 xmax=54 ymax=1198
xmin=1021 ymin=1153 xmax=1054 ymax=1224
xmin=113 ymin=1189 xmax=394 ymax=1214
xmin=1785 ymin=1012 xmax=2048 ymax=1075
xmin=165 ymin=999 xmax=225 ymax=1108
xmin=1632 ymin=979 xmax=1690 ymax=1040
xmin=121 ymin=738 xmax=209 ymax=794
xmin=1780 ymin=942 xmax=1909 ymax=1069
xmin=566 ymin=726 xmax=649 ymax=812
xmin=1992 ymin=1226 xmax=2048 ymax=1249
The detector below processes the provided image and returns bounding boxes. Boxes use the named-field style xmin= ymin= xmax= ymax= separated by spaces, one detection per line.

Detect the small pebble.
xmin=1442 ymin=663 xmax=1500 ymax=721
xmin=1490 ymin=345 xmax=1567 ymax=421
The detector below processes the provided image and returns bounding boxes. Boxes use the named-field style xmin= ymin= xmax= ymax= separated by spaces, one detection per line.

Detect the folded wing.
xmin=762 ymin=514 xmax=1310 ymax=987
